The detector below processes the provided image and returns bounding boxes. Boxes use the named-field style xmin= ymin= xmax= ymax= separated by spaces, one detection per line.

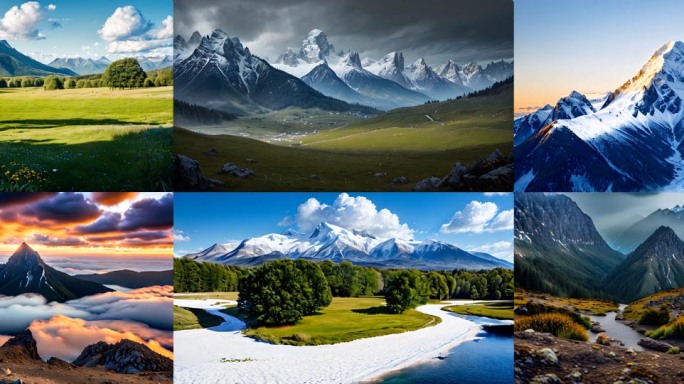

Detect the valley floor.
xmin=173 ymin=299 xmax=492 ymax=384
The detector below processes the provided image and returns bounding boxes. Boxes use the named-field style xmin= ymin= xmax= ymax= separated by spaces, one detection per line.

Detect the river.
xmin=587 ymin=304 xmax=644 ymax=351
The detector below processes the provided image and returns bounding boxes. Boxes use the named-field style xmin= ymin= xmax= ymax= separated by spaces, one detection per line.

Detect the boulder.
xmin=413 ymin=177 xmax=441 ymax=191
xmin=440 ymin=162 xmax=469 ymax=187
xmin=536 ymin=348 xmax=558 ymax=365
xmin=221 ymin=163 xmax=255 ymax=178
xmin=373 ymin=172 xmax=387 ymax=177
xmin=596 ymin=333 xmax=611 ymax=346
xmin=203 ymin=148 xmax=218 ymax=156
xmin=530 ymin=373 xmax=562 ymax=383
xmin=173 ymin=154 xmax=221 ymax=190
xmin=485 ymin=148 xmax=504 ymax=163
xmin=638 ymin=337 xmax=674 ymax=352
xmin=591 ymin=324 xmax=606 ymax=333
xmin=392 ymin=176 xmax=408 ymax=185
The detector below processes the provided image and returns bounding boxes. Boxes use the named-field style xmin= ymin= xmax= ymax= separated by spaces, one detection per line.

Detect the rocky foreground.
xmin=515 ymin=331 xmax=684 ymax=384
xmin=0 ymin=330 xmax=172 ymax=384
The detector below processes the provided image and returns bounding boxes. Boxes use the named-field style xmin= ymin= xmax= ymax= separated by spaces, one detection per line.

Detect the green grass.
xmin=623 ymin=287 xmax=684 ymax=322
xmin=175 ymin=292 xmax=239 ymax=301
xmin=174 ymin=86 xmax=512 ymax=191
xmin=174 ymin=305 xmax=226 ymax=331
xmin=0 ymin=87 xmax=172 ymax=191
xmin=443 ymin=301 xmax=514 ymax=320
xmin=226 ymin=296 xmax=440 ymax=346
xmin=514 ymin=289 xmax=619 ymax=316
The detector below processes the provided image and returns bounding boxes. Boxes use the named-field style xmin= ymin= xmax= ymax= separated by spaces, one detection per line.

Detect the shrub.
xmin=76 ymin=79 xmax=87 ymax=88
xmin=291 ymin=333 xmax=311 ymax=343
xmin=21 ymin=78 xmax=33 ymax=87
xmin=515 ymin=313 xmax=588 ymax=341
xmin=0 ymin=78 xmax=6 ymax=88
xmin=143 ymin=78 xmax=155 ymax=87
xmin=667 ymin=346 xmax=680 ymax=355
xmin=102 ymin=58 xmax=147 ymax=89
xmin=639 ymin=305 xmax=671 ymax=326
xmin=44 ymin=75 xmax=64 ymax=90
xmin=384 ymin=269 xmax=430 ymax=313
xmin=65 ymin=79 xmax=77 ymax=89
xmin=646 ymin=316 xmax=684 ymax=339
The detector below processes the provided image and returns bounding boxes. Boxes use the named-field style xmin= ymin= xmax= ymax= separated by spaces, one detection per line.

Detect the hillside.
xmin=77 ymin=269 xmax=173 ymax=289
xmin=0 ymin=40 xmax=76 ymax=77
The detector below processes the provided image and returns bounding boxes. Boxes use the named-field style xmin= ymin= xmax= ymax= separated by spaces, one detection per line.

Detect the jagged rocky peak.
xmin=73 ymin=339 xmax=173 ymax=374
xmin=300 ymin=29 xmax=335 ymax=63
xmin=188 ymin=30 xmax=202 ymax=45
xmin=0 ymin=329 xmax=41 ymax=360
xmin=382 ymin=51 xmax=404 ymax=70
xmin=276 ymin=47 xmax=300 ymax=66
xmin=342 ymin=50 xmax=363 ymax=68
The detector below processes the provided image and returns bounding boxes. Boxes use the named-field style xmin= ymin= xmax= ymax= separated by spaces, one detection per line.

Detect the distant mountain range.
xmin=516 ymin=194 xmax=684 ymax=303
xmin=184 ymin=222 xmax=512 ymax=270
xmin=515 ymin=41 xmax=684 ymax=191
xmin=174 ymin=28 xmax=512 ymax=113
xmin=77 ymin=269 xmax=173 ymax=289
xmin=0 ymin=243 xmax=112 ymax=302
xmin=48 ymin=55 xmax=171 ymax=75
xmin=0 ymin=40 xmax=76 ymax=77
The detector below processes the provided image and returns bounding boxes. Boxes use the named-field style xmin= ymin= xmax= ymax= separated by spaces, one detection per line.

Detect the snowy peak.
xmin=554 ymin=90 xmax=596 ymax=120
xmin=188 ymin=31 xmax=202 ymax=46
xmin=672 ymin=205 xmax=684 ymax=213
xmin=383 ymin=51 xmax=404 ymax=71
xmin=300 ymin=29 xmax=335 ymax=63
xmin=6 ymin=242 xmax=43 ymax=270
xmin=342 ymin=50 xmax=363 ymax=69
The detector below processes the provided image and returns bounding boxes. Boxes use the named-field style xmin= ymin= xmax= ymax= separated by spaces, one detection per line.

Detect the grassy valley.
xmin=0 ymin=86 xmax=172 ymax=191
xmin=174 ymin=83 xmax=512 ymax=191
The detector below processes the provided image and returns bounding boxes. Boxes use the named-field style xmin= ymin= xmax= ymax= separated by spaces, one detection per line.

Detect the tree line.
xmin=175 ymin=257 xmax=514 ymax=326
xmin=0 ymin=59 xmax=172 ymax=90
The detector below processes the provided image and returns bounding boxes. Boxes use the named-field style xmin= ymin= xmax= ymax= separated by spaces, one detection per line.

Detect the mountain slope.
xmin=406 ymin=57 xmax=469 ymax=100
xmin=604 ymin=226 xmax=684 ymax=302
xmin=613 ymin=207 xmax=684 ymax=253
xmin=175 ymin=29 xmax=369 ymax=115
xmin=514 ymin=194 xmax=624 ymax=298
xmin=0 ymin=243 xmax=112 ymax=302
xmin=515 ymin=41 xmax=684 ymax=191
xmin=76 ymin=269 xmax=173 ymax=289
xmin=0 ymin=40 xmax=76 ymax=76
xmin=185 ymin=222 xmax=512 ymax=270
xmin=301 ymin=62 xmax=381 ymax=108
xmin=48 ymin=57 xmax=110 ymax=75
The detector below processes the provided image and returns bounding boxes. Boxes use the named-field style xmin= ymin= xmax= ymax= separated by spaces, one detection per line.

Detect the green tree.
xmin=102 ymin=58 xmax=147 ymax=90
xmin=21 ymin=78 xmax=33 ymax=87
xmin=238 ymin=259 xmax=332 ymax=325
xmin=44 ymin=75 xmax=64 ymax=90
xmin=65 ymin=79 xmax=77 ymax=89
xmin=384 ymin=269 xmax=430 ymax=313
xmin=0 ymin=78 xmax=6 ymax=88
xmin=76 ymin=79 xmax=87 ymax=88
xmin=143 ymin=78 xmax=155 ymax=87
xmin=427 ymin=272 xmax=449 ymax=300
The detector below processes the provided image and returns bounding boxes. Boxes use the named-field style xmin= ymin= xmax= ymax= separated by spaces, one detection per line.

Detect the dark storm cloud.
xmin=22 ymin=193 xmax=101 ymax=223
xmin=174 ymin=0 xmax=512 ymax=65
xmin=0 ymin=193 xmax=56 ymax=208
xmin=75 ymin=212 xmax=122 ymax=234
xmin=119 ymin=193 xmax=173 ymax=231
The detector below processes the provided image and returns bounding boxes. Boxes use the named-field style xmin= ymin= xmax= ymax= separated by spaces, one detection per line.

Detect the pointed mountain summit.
xmin=188 ymin=31 xmax=202 ymax=46
xmin=175 ymin=29 xmax=364 ymax=115
xmin=0 ymin=329 xmax=41 ymax=361
xmin=184 ymin=222 xmax=512 ymax=270
xmin=0 ymin=243 xmax=112 ymax=302
xmin=605 ymin=226 xmax=684 ymax=302
xmin=515 ymin=40 xmax=684 ymax=192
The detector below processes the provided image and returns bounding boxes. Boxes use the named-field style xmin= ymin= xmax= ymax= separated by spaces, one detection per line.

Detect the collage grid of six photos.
xmin=1 ymin=0 xmax=683 ymax=383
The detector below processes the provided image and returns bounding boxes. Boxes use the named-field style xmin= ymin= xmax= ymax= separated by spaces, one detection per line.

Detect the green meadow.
xmin=0 ymin=86 xmax=172 ymax=191
xmin=174 ymin=84 xmax=512 ymax=191
xmin=443 ymin=301 xmax=514 ymax=320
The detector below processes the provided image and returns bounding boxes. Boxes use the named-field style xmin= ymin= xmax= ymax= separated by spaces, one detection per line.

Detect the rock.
xmin=638 ymin=337 xmax=674 ymax=352
xmin=485 ymin=149 xmax=504 ymax=163
xmin=3 ymin=368 xmax=9 ymax=376
xmin=615 ymin=313 xmax=625 ymax=321
xmin=596 ymin=333 xmax=611 ymax=346
xmin=246 ymin=158 xmax=257 ymax=163
xmin=591 ymin=324 xmax=606 ymax=333
xmin=440 ymin=162 xmax=469 ymax=186
xmin=565 ymin=370 xmax=582 ymax=382
xmin=392 ymin=176 xmax=408 ymax=184
xmin=0 ymin=330 xmax=41 ymax=361
xmin=523 ymin=329 xmax=535 ymax=334
xmin=626 ymin=348 xmax=635 ymax=354
xmin=309 ymin=174 xmax=320 ymax=181
xmin=73 ymin=339 xmax=172 ymax=374
xmin=203 ymin=148 xmax=218 ymax=156
xmin=373 ymin=172 xmax=387 ymax=177
xmin=536 ymin=348 xmax=558 ymax=365
xmin=607 ymin=351 xmax=616 ymax=358
xmin=174 ymin=154 xmax=221 ymax=190
xmin=221 ymin=163 xmax=255 ymax=178
xmin=530 ymin=373 xmax=562 ymax=384
xmin=47 ymin=357 xmax=75 ymax=370
xmin=413 ymin=177 xmax=441 ymax=191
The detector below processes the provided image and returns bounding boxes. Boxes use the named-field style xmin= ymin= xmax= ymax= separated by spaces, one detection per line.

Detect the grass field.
xmin=443 ymin=301 xmax=514 ymax=320
xmin=515 ymin=290 xmax=619 ymax=316
xmin=225 ymin=296 xmax=440 ymax=346
xmin=174 ymin=85 xmax=512 ymax=191
xmin=0 ymin=87 xmax=172 ymax=191
xmin=174 ymin=305 xmax=226 ymax=331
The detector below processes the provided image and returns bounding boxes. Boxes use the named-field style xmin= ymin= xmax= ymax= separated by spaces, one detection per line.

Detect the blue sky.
xmin=2 ymin=1 xmax=172 ymax=62
xmin=174 ymin=193 xmax=514 ymax=261
xmin=515 ymin=0 xmax=684 ymax=112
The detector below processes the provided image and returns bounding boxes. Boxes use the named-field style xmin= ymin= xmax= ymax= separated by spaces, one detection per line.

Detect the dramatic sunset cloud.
xmin=0 ymin=193 xmax=173 ymax=257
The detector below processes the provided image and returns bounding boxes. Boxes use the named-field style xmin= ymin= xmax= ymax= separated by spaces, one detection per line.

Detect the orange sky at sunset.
xmin=0 ymin=193 xmax=173 ymax=258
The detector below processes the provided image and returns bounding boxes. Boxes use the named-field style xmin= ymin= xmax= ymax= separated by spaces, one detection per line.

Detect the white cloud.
xmin=105 ymin=38 xmax=170 ymax=54
xmin=150 ymin=15 xmax=173 ymax=39
xmin=483 ymin=192 xmax=511 ymax=197
xmin=440 ymin=201 xmax=513 ymax=234
xmin=98 ymin=5 xmax=152 ymax=42
xmin=290 ymin=193 xmax=414 ymax=239
xmin=173 ymin=229 xmax=190 ymax=242
xmin=469 ymin=241 xmax=514 ymax=262
xmin=0 ymin=1 xmax=56 ymax=40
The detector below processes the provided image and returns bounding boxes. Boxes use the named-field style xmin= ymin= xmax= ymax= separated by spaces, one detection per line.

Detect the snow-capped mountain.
xmin=613 ymin=205 xmax=684 ymax=253
xmin=0 ymin=243 xmax=112 ymax=302
xmin=175 ymin=29 xmax=366 ymax=115
xmin=514 ymin=90 xmax=596 ymax=145
xmin=135 ymin=55 xmax=171 ymax=71
xmin=434 ymin=59 xmax=513 ymax=91
xmin=301 ymin=62 xmax=381 ymax=108
xmin=275 ymin=29 xmax=335 ymax=66
xmin=406 ymin=57 xmax=469 ymax=100
xmin=515 ymin=41 xmax=684 ymax=192
xmin=174 ymin=32 xmax=202 ymax=62
xmin=365 ymin=51 xmax=412 ymax=89
xmin=48 ymin=56 xmax=110 ymax=75
xmin=184 ymin=222 xmax=512 ymax=270
xmin=0 ymin=40 xmax=76 ymax=77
